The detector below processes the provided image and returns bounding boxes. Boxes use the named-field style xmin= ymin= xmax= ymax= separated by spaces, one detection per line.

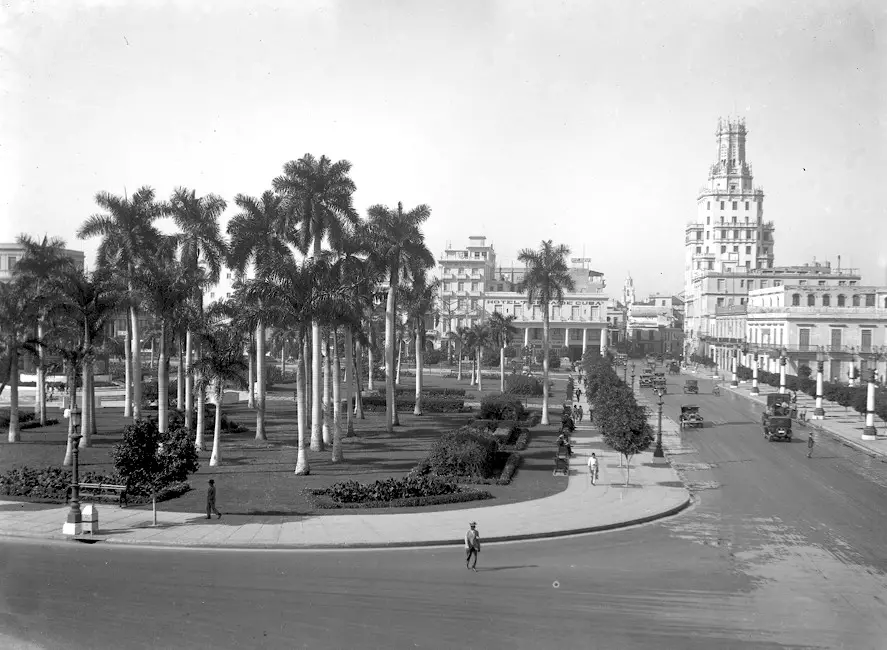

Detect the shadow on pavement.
xmin=477 ymin=565 xmax=540 ymax=572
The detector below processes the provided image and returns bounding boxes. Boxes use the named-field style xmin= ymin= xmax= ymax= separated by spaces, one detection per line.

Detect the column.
xmin=813 ymin=360 xmax=825 ymax=419
xmin=779 ymin=353 xmax=787 ymax=393
xmin=524 ymin=327 xmax=529 ymax=347
xmin=564 ymin=327 xmax=570 ymax=358
xmin=862 ymin=369 xmax=877 ymax=440
xmin=751 ymin=353 xmax=760 ymax=394
xmin=600 ymin=327 xmax=607 ymax=355
xmin=582 ymin=328 xmax=587 ymax=354
xmin=730 ymin=350 xmax=738 ymax=387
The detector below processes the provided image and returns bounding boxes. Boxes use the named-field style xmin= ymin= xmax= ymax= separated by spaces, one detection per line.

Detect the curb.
xmin=0 ymin=494 xmax=692 ymax=551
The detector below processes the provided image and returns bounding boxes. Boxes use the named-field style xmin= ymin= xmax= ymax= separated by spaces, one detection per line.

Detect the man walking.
xmin=465 ymin=522 xmax=481 ymax=571
xmin=577 ymin=404 xmax=584 ymax=422
xmin=587 ymin=452 xmax=598 ymax=485
xmin=206 ymin=479 xmax=222 ymax=519
xmin=575 ymin=388 xmax=582 ymax=402
xmin=806 ymin=433 xmax=815 ymax=459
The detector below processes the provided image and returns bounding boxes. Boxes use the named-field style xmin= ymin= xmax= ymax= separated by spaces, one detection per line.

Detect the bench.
xmin=66 ymin=483 xmax=128 ymax=507
xmin=553 ymin=447 xmax=570 ymax=476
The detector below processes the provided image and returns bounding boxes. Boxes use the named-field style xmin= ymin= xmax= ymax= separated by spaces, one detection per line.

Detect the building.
xmin=437 ymin=237 xmax=612 ymax=361
xmin=622 ymin=280 xmax=685 ymax=356
xmin=0 ymin=241 xmax=85 ymax=282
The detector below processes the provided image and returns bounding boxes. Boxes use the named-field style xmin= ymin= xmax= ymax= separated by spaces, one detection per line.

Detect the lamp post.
xmin=862 ymin=369 xmax=878 ymax=440
xmin=631 ymin=363 xmax=636 ymax=391
xmin=654 ymin=388 xmax=665 ymax=458
xmin=813 ymin=348 xmax=825 ymax=419
xmin=730 ymin=347 xmax=739 ymax=387
xmin=751 ymin=352 xmax=760 ymax=395
xmin=63 ymin=405 xmax=83 ymax=536
xmin=779 ymin=350 xmax=787 ymax=394
xmin=623 ymin=357 xmax=628 ymax=384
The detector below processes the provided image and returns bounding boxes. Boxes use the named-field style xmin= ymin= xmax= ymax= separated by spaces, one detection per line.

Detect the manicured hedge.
xmin=395 ymin=387 xmax=466 ymax=397
xmin=426 ymin=427 xmax=499 ymax=478
xmin=478 ymin=393 xmax=525 ymax=420
xmin=305 ymin=487 xmax=493 ymax=510
xmin=505 ymin=375 xmax=544 ymax=396
xmin=322 ymin=474 xmax=463 ymax=503
xmin=359 ymin=396 xmax=467 ymax=413
xmin=496 ymin=452 xmax=522 ymax=485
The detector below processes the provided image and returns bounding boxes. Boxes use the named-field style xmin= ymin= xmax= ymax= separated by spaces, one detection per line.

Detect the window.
xmin=792 ymin=293 xmax=801 ymax=306
xmin=818 ymin=280 xmax=826 ymax=286
xmin=849 ymin=281 xmax=857 ymax=286
xmin=838 ymin=280 xmax=846 ymax=286
xmin=695 ymin=246 xmax=701 ymax=254
xmin=470 ymin=299 xmax=478 ymax=309
xmin=470 ymin=282 xmax=477 ymax=291
xmin=760 ymin=281 xmax=768 ymax=288
xmin=226 ymin=272 xmax=231 ymax=280
xmin=822 ymin=294 xmax=831 ymax=307
xmin=774 ymin=280 xmax=782 ymax=287
xmin=807 ymin=294 xmax=816 ymax=307
xmin=457 ymin=267 xmax=464 ymax=275
xmin=748 ymin=281 xmax=754 ymax=290
xmin=209 ymin=292 xmax=215 ymax=299
xmin=732 ymin=201 xmax=738 ymax=210
xmin=740 ymin=279 xmax=745 ymax=288
xmin=733 ymin=245 xmax=739 ymax=252
xmin=720 ymin=245 xmax=726 ymax=253
xmin=717 ymin=297 xmax=725 ymax=306
xmin=799 ymin=280 xmax=807 ymax=286
xmin=837 ymin=294 xmax=846 ymax=307
xmin=862 ymin=329 xmax=872 ymax=351
xmin=706 ymin=216 xmax=710 ymax=225
xmin=865 ymin=294 xmax=875 ymax=306
xmin=745 ymin=246 xmax=751 ymax=254
xmin=831 ymin=329 xmax=842 ymax=348
xmin=717 ymin=279 xmax=726 ymax=290
xmin=498 ymin=283 xmax=504 ymax=291
xmin=571 ymin=306 xmax=580 ymax=320
xmin=745 ymin=201 xmax=749 ymax=210
xmin=706 ymin=231 xmax=710 ymax=240
xmin=707 ymin=201 xmax=711 ymax=209
xmin=696 ymin=231 xmax=702 ymax=240
xmin=7 ymin=256 xmax=17 ymax=269
xmin=708 ymin=261 xmax=713 ymax=270
xmin=720 ymin=201 xmax=725 ymax=210
xmin=457 ymin=298 xmax=466 ymax=310
xmin=852 ymin=295 xmax=861 ymax=307
xmin=457 ymin=282 xmax=464 ymax=291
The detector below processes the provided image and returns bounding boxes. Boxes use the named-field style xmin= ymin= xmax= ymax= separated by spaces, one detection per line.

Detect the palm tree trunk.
xmin=36 ymin=320 xmax=46 ymax=425
xmin=184 ymin=329 xmax=193 ymax=431
xmin=63 ymin=365 xmax=77 ymax=466
xmin=457 ymin=342 xmax=463 ymax=381
xmin=384 ymin=279 xmax=397 ymax=433
xmin=195 ymin=368 xmax=206 ymax=451
xmin=395 ymin=339 xmax=403 ymax=385
xmin=255 ymin=319 xmax=266 ymax=441
xmin=7 ymin=345 xmax=19 ymax=443
xmin=354 ymin=341 xmax=365 ymax=420
xmin=80 ymin=361 xmax=90 ymax=448
xmin=209 ymin=381 xmax=223 ymax=466
xmin=176 ymin=331 xmax=184 ymax=412
xmin=542 ymin=303 xmax=550 ymax=425
xmin=344 ymin=328 xmax=355 ymax=436
xmin=331 ymin=327 xmax=344 ymax=462
xmin=124 ymin=315 xmax=133 ymax=418
xmin=158 ymin=321 xmax=168 ymax=434
xmin=89 ymin=358 xmax=98 ymax=437
xmin=322 ymin=331 xmax=332 ymax=446
xmin=414 ymin=329 xmax=423 ymax=416
xmin=304 ymin=338 xmax=312 ymax=433
xmin=150 ymin=337 xmax=156 ymax=371
xmin=500 ymin=345 xmax=506 ymax=393
xmin=281 ymin=345 xmax=286 ymax=377
xmin=247 ymin=334 xmax=255 ymax=409
xmin=295 ymin=337 xmax=309 ymax=475
xmin=478 ymin=347 xmax=484 ymax=392
xmin=130 ymin=301 xmax=142 ymax=421
xmin=367 ymin=324 xmax=375 ymax=391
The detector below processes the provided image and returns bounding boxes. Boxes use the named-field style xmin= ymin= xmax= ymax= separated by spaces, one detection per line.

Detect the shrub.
xmin=478 ymin=393 xmax=525 ymax=421
xmin=0 ymin=466 xmax=72 ymax=500
xmin=168 ymin=407 xmax=248 ymax=433
xmin=322 ymin=474 xmax=463 ymax=504
xmin=265 ymin=365 xmax=297 ymax=389
xmin=426 ymin=427 xmax=499 ymax=478
xmin=111 ymin=419 xmax=199 ymax=495
xmin=496 ymin=452 xmax=522 ymax=485
xmin=20 ymin=418 xmax=60 ymax=430
xmin=306 ymin=487 xmax=493 ymax=510
xmin=566 ymin=376 xmax=575 ymax=400
xmin=505 ymin=374 xmax=544 ymax=396
xmin=140 ymin=381 xmax=179 ymax=409
xmin=394 ymin=387 xmax=466 ymax=397
xmin=424 ymin=349 xmax=443 ymax=365
xmin=0 ymin=410 xmax=35 ymax=428
xmin=359 ymin=396 xmax=467 ymax=413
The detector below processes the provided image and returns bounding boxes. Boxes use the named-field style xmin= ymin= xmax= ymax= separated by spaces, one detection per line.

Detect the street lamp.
xmin=862 ymin=369 xmax=878 ymax=441
xmin=63 ymin=405 xmax=83 ymax=536
xmin=653 ymin=388 xmax=665 ymax=458
xmin=730 ymin=347 xmax=739 ymax=387
xmin=631 ymin=363 xmax=636 ymax=391
xmin=779 ymin=349 xmax=787 ymax=394
xmin=751 ymin=351 xmax=760 ymax=395
xmin=813 ymin=346 xmax=825 ymax=419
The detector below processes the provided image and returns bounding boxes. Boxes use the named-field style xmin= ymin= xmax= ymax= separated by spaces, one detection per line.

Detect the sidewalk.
xmin=0 ymin=397 xmax=690 ymax=550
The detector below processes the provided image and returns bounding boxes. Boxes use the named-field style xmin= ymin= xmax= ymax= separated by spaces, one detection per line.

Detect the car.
xmin=679 ymin=405 xmax=703 ymax=429
xmin=639 ymin=372 xmax=654 ymax=387
xmin=683 ymin=379 xmax=698 ymax=394
xmin=762 ymin=414 xmax=792 ymax=441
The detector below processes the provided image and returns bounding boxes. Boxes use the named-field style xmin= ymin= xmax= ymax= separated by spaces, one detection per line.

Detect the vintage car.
xmin=652 ymin=373 xmax=667 ymax=392
xmin=639 ymin=372 xmax=654 ymax=387
xmin=679 ymin=405 xmax=704 ymax=429
xmin=615 ymin=353 xmax=628 ymax=366
xmin=683 ymin=379 xmax=699 ymax=394
xmin=762 ymin=414 xmax=792 ymax=441
xmin=668 ymin=361 xmax=680 ymax=375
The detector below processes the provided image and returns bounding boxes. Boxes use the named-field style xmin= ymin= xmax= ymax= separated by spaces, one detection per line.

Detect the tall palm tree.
xmin=14 ymin=235 xmax=75 ymax=425
xmin=0 ymin=277 xmax=35 ymax=442
xmin=78 ymin=187 xmax=163 ymax=420
xmin=227 ymin=190 xmax=294 ymax=442
xmin=167 ymin=187 xmax=228 ymax=435
xmin=366 ymin=201 xmax=435 ymax=433
xmin=469 ymin=322 xmax=494 ymax=393
xmin=400 ymin=272 xmax=439 ymax=415
xmin=272 ymin=154 xmax=359 ymax=452
xmin=517 ymin=240 xmax=576 ymax=425
xmin=190 ymin=322 xmax=248 ymax=467
xmin=489 ymin=311 xmax=518 ymax=392
xmin=455 ymin=325 xmax=471 ymax=382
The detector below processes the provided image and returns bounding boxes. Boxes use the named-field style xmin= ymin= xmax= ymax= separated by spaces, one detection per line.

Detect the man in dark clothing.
xmin=206 ymin=479 xmax=221 ymax=519
xmin=806 ymin=433 xmax=815 ymax=459
xmin=575 ymin=388 xmax=582 ymax=402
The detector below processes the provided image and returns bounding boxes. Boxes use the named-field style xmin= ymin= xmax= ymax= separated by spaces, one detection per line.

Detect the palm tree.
xmin=469 ymin=322 xmax=494 ymax=393
xmin=190 ymin=322 xmax=248 ymax=467
xmin=78 ymin=187 xmax=163 ymax=420
xmin=167 ymin=187 xmax=228 ymax=436
xmin=0 ymin=277 xmax=35 ymax=442
xmin=272 ymin=154 xmax=359 ymax=452
xmin=227 ymin=190 xmax=294 ymax=442
xmin=400 ymin=272 xmax=439 ymax=415
xmin=366 ymin=202 xmax=435 ymax=433
xmin=517 ymin=240 xmax=576 ymax=425
xmin=455 ymin=325 xmax=471 ymax=382
xmin=489 ymin=311 xmax=518 ymax=392
xmin=14 ymin=235 xmax=75 ymax=425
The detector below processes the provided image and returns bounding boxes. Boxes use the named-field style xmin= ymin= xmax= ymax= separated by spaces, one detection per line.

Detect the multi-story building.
xmin=437 ymin=236 xmax=499 ymax=335
xmin=0 ymin=241 xmax=85 ymax=282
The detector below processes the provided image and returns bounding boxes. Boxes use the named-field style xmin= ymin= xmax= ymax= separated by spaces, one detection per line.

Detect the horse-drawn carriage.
xmin=679 ymin=405 xmax=704 ymax=429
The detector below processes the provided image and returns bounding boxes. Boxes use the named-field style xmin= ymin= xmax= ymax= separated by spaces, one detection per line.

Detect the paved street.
xmin=2 ymin=371 xmax=886 ymax=649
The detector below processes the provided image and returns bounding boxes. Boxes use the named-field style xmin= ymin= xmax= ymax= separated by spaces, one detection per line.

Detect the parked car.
xmin=679 ymin=405 xmax=703 ymax=429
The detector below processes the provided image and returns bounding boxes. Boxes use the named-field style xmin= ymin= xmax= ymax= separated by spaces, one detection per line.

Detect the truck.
xmin=761 ymin=393 xmax=793 ymax=441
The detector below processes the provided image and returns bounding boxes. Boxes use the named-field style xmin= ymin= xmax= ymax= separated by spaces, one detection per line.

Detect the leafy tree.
xmin=517 ymin=240 xmax=576 ymax=425
xmin=469 ymin=322 xmax=494 ymax=393
xmin=595 ymin=383 xmax=653 ymax=484
xmin=0 ymin=277 xmax=36 ymax=442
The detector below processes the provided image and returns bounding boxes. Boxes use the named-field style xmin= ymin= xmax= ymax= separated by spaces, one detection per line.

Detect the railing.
xmin=744 ymin=343 xmax=887 ymax=355
xmin=746 ymin=306 xmax=887 ymax=316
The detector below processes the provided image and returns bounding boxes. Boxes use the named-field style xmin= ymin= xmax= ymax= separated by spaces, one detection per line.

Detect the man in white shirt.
xmin=465 ymin=522 xmax=480 ymax=571
xmin=587 ymin=453 xmax=598 ymax=485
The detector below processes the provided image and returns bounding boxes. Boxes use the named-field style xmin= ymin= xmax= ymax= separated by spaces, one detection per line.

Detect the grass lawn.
xmin=0 ymin=370 xmax=572 ymax=515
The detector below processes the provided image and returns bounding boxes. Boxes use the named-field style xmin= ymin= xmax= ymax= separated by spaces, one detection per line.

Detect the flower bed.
xmin=359 ymin=396 xmax=468 ymax=413
xmin=305 ymin=487 xmax=493 ymax=510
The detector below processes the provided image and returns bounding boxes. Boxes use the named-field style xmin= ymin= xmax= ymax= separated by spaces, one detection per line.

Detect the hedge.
xmin=505 ymin=375 xmax=544 ymax=396
xmin=478 ymin=393 xmax=525 ymax=421
xmin=395 ymin=387 xmax=466 ymax=397
xmin=304 ymin=487 xmax=494 ymax=510
xmin=496 ymin=452 xmax=522 ymax=485
xmin=359 ymin=396 xmax=467 ymax=413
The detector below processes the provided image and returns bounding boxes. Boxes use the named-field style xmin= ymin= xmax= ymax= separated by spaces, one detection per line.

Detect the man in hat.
xmin=465 ymin=521 xmax=481 ymax=571
xmin=206 ymin=479 xmax=221 ymax=519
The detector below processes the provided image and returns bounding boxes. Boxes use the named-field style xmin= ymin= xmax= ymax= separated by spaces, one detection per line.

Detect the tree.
xmin=489 ymin=311 xmax=518 ymax=393
xmin=517 ymin=240 xmax=576 ymax=425
xmin=78 ymin=187 xmax=163 ymax=420
xmin=14 ymin=234 xmax=75 ymax=425
xmin=189 ymin=320 xmax=248 ymax=467
xmin=366 ymin=202 xmax=435 ymax=432
xmin=227 ymin=190 xmax=294 ymax=442
xmin=0 ymin=278 xmax=35 ymax=442
xmin=400 ymin=272 xmax=439 ymax=415
xmin=273 ymin=154 xmax=359 ymax=453
xmin=455 ymin=325 xmax=470 ymax=382
xmin=167 ymin=187 xmax=228 ymax=436
xmin=469 ymin=322 xmax=494 ymax=393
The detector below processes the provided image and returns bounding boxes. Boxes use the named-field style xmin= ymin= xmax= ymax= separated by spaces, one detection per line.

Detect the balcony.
xmin=746 ymin=305 xmax=887 ymax=316
xmin=744 ymin=343 xmax=887 ymax=356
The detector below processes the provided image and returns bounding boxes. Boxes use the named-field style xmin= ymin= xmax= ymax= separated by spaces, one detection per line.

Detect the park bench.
xmin=66 ymin=483 xmax=128 ymax=507
xmin=553 ymin=446 xmax=570 ymax=476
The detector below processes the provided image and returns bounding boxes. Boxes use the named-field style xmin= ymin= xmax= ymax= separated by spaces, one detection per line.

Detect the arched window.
xmin=837 ymin=294 xmax=846 ymax=307
xmin=852 ymin=294 xmax=861 ymax=307
xmin=822 ymin=294 xmax=831 ymax=307
xmin=791 ymin=293 xmax=801 ymax=306
xmin=807 ymin=294 xmax=816 ymax=307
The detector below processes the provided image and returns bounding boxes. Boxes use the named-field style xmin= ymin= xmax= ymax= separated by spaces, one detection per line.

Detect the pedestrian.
xmin=577 ymin=404 xmax=584 ymax=422
xmin=806 ymin=433 xmax=815 ymax=459
xmin=465 ymin=521 xmax=481 ymax=571
xmin=575 ymin=388 xmax=581 ymax=402
xmin=206 ymin=479 xmax=222 ymax=519
xmin=572 ymin=404 xmax=580 ymax=422
xmin=587 ymin=452 xmax=598 ymax=485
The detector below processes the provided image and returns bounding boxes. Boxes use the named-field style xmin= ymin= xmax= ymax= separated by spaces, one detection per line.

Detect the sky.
xmin=2 ymin=0 xmax=886 ymax=295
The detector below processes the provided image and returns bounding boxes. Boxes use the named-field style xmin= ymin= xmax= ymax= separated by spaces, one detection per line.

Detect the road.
xmin=1 ymin=371 xmax=886 ymax=650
